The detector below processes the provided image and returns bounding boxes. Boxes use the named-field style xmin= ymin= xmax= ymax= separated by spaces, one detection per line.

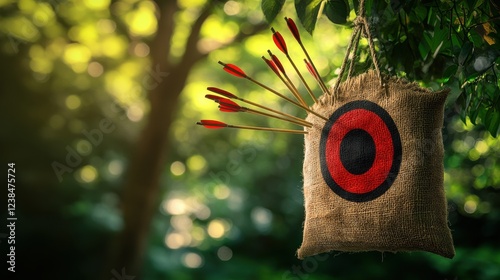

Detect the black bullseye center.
xmin=340 ymin=129 xmax=376 ymax=175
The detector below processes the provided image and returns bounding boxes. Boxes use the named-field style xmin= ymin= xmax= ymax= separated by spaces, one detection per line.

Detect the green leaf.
xmin=469 ymin=99 xmax=482 ymax=125
xmin=324 ymin=0 xmax=349 ymax=24
xmin=351 ymin=0 xmax=359 ymax=15
xmin=295 ymin=0 xmax=323 ymax=34
xmin=413 ymin=5 xmax=427 ymax=22
xmin=485 ymin=108 xmax=500 ymax=137
xmin=466 ymin=70 xmax=481 ymax=83
xmin=456 ymin=91 xmax=467 ymax=122
xmin=418 ymin=35 xmax=431 ymax=60
xmin=439 ymin=64 xmax=458 ymax=83
xmin=261 ymin=0 xmax=286 ymax=23
xmin=390 ymin=0 xmax=403 ymax=12
xmin=458 ymin=41 xmax=473 ymax=65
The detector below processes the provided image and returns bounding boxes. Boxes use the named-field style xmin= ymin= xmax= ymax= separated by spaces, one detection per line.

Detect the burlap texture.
xmin=298 ymin=70 xmax=454 ymax=259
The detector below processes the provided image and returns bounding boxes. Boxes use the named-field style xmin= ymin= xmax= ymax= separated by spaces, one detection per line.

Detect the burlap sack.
xmin=297 ymin=70 xmax=455 ymax=259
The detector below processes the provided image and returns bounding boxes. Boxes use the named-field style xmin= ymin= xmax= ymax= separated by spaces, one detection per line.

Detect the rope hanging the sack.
xmin=333 ymin=0 xmax=383 ymax=96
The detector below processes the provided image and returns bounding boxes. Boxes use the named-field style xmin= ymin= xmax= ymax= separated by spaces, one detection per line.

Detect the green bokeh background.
xmin=1 ymin=0 xmax=499 ymax=279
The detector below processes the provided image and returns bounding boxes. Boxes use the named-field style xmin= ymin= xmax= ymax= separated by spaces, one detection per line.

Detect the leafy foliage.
xmin=262 ymin=0 xmax=286 ymax=22
xmin=295 ymin=0 xmax=324 ymax=34
xmin=261 ymin=0 xmax=500 ymax=137
xmin=324 ymin=0 xmax=350 ymax=24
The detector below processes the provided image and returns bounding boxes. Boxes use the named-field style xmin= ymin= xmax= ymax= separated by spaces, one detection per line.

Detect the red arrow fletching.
xmin=305 ymin=59 xmax=318 ymax=79
xmin=218 ymin=98 xmax=240 ymax=109
xmin=218 ymin=61 xmax=246 ymax=78
xmin=197 ymin=120 xmax=227 ymax=129
xmin=285 ymin=17 xmax=301 ymax=43
xmin=205 ymin=94 xmax=221 ymax=102
xmin=206 ymin=87 xmax=237 ymax=99
xmin=262 ymin=56 xmax=281 ymax=77
xmin=219 ymin=105 xmax=239 ymax=112
xmin=271 ymin=28 xmax=288 ymax=54
xmin=268 ymin=50 xmax=286 ymax=75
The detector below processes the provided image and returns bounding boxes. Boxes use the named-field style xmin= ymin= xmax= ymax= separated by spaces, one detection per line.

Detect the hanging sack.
xmin=297 ymin=11 xmax=455 ymax=259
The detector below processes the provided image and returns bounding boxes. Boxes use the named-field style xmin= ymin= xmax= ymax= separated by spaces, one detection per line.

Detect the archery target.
xmin=320 ymin=100 xmax=402 ymax=202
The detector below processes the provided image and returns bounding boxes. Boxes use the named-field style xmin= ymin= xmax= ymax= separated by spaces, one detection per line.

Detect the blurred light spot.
xmin=65 ymin=95 xmax=81 ymax=110
xmin=127 ymin=2 xmax=158 ymax=37
xmin=102 ymin=36 xmax=127 ymax=58
xmin=178 ymin=0 xmax=205 ymax=9
xmin=464 ymin=135 xmax=476 ymax=148
xmin=49 ymin=114 xmax=65 ymax=129
xmin=247 ymin=10 xmax=264 ymax=24
xmin=475 ymin=140 xmax=489 ymax=154
xmin=88 ymin=61 xmax=104 ymax=77
xmin=202 ymin=18 xmax=238 ymax=41
xmin=187 ymin=155 xmax=206 ymax=172
xmin=68 ymin=24 xmax=98 ymax=44
xmin=217 ymin=246 xmax=233 ymax=261
xmin=194 ymin=204 xmax=211 ymax=220
xmin=182 ymin=252 xmax=203 ymax=268
xmin=126 ymin=105 xmax=144 ymax=122
xmin=214 ymin=185 xmax=230 ymax=200
xmin=76 ymin=139 xmax=92 ymax=156
xmin=464 ymin=200 xmax=477 ymax=214
xmin=450 ymin=119 xmax=465 ymax=132
xmin=197 ymin=38 xmax=223 ymax=54
xmin=63 ymin=43 xmax=92 ymax=73
xmin=97 ymin=19 xmax=116 ymax=34
xmin=468 ymin=148 xmax=481 ymax=161
xmin=164 ymin=198 xmax=187 ymax=215
xmin=80 ymin=165 xmax=98 ymax=183
xmin=207 ymin=219 xmax=227 ymax=239
xmin=165 ymin=232 xmax=184 ymax=249
xmin=170 ymin=215 xmax=193 ymax=231
xmin=7 ymin=16 xmax=39 ymax=41
xmin=170 ymin=161 xmax=186 ymax=176
xmin=451 ymin=139 xmax=467 ymax=153
xmin=18 ymin=0 xmax=36 ymax=12
xmin=84 ymin=0 xmax=110 ymax=10
xmin=133 ymin=42 xmax=150 ymax=57
xmin=33 ymin=3 xmax=54 ymax=27
xmin=474 ymin=176 xmax=488 ymax=189
xmin=473 ymin=56 xmax=489 ymax=71
xmin=190 ymin=226 xmax=205 ymax=244
xmin=251 ymin=207 xmax=273 ymax=232
xmin=224 ymin=1 xmax=241 ymax=15
xmin=108 ymin=160 xmax=123 ymax=176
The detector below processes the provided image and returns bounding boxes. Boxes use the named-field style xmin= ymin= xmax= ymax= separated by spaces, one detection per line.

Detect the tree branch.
xmin=179 ymin=1 xmax=213 ymax=67
xmin=152 ymin=0 xmax=178 ymax=69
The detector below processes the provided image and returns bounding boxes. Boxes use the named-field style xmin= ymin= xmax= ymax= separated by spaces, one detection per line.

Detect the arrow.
xmin=271 ymin=28 xmax=318 ymax=103
xmin=217 ymin=62 xmax=328 ymax=121
xmin=285 ymin=17 xmax=329 ymax=95
xmin=206 ymin=87 xmax=313 ymax=126
xmin=197 ymin=120 xmax=308 ymax=134
xmin=214 ymin=98 xmax=312 ymax=127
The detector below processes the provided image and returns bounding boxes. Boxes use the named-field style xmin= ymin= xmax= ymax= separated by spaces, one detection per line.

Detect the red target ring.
xmin=320 ymin=100 xmax=402 ymax=202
